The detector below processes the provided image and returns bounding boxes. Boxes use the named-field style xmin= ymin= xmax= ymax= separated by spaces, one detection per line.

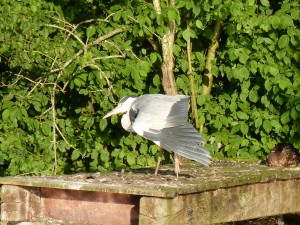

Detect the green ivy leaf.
xmin=240 ymin=122 xmax=249 ymax=135
xmin=84 ymin=118 xmax=94 ymax=129
xmin=150 ymin=53 xmax=157 ymax=63
xmin=113 ymin=11 xmax=122 ymax=22
xmin=71 ymin=149 xmax=81 ymax=161
xmin=260 ymin=0 xmax=270 ymax=7
xmin=111 ymin=148 xmax=121 ymax=157
xmin=167 ymin=8 xmax=176 ymax=21
xmin=230 ymin=101 xmax=237 ymax=112
xmin=127 ymin=151 xmax=137 ymax=166
xmin=249 ymin=89 xmax=259 ymax=103
xmin=264 ymin=79 xmax=272 ymax=91
xmin=281 ymin=111 xmax=290 ymax=124
xmin=100 ymin=119 xmax=108 ymax=131
xmin=139 ymin=143 xmax=148 ymax=155
xmin=278 ymin=78 xmax=291 ymax=90
xmin=153 ymin=74 xmax=161 ymax=87
xmin=255 ymin=117 xmax=262 ymax=129
xmin=239 ymin=67 xmax=249 ymax=80
xmin=2 ymin=109 xmax=10 ymax=121
xmin=238 ymin=52 xmax=249 ymax=64
xmin=86 ymin=26 xmax=96 ymax=38
xmin=30 ymin=5 xmax=37 ymax=13
xmin=41 ymin=123 xmax=51 ymax=136
xmin=195 ymin=20 xmax=203 ymax=29
xmin=237 ymin=111 xmax=249 ymax=120
xmin=182 ymin=29 xmax=196 ymax=41
xmin=291 ymin=108 xmax=297 ymax=120
xmin=263 ymin=120 xmax=272 ymax=133
xmin=278 ymin=35 xmax=289 ymax=49
xmin=176 ymin=77 xmax=185 ymax=89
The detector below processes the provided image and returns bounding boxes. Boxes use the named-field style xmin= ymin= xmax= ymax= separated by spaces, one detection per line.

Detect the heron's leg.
xmin=174 ymin=153 xmax=180 ymax=178
xmin=155 ymin=147 xmax=164 ymax=176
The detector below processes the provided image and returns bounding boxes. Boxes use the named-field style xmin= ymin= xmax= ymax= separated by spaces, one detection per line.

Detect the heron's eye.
xmin=129 ymin=109 xmax=139 ymax=124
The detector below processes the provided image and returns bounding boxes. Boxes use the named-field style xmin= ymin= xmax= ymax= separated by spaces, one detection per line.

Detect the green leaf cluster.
xmin=0 ymin=0 xmax=299 ymax=176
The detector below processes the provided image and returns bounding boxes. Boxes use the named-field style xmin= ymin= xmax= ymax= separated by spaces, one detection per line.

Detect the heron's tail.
xmin=147 ymin=123 xmax=211 ymax=166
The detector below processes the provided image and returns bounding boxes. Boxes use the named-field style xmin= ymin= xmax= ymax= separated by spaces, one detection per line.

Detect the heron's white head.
xmin=103 ymin=96 xmax=136 ymax=119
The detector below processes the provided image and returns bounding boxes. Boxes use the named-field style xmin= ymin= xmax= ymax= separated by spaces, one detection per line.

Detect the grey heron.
xmin=103 ymin=94 xmax=211 ymax=177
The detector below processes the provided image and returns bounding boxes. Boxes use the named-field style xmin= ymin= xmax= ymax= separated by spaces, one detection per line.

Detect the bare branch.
xmin=92 ymin=55 xmax=125 ymax=61
xmin=187 ymin=24 xmax=199 ymax=130
xmin=84 ymin=63 xmax=113 ymax=92
xmin=88 ymin=26 xmax=128 ymax=47
xmin=153 ymin=0 xmax=162 ymax=14
xmin=55 ymin=123 xmax=74 ymax=149
xmin=26 ymin=78 xmax=43 ymax=97
xmin=45 ymin=24 xmax=86 ymax=48
xmin=127 ymin=15 xmax=161 ymax=40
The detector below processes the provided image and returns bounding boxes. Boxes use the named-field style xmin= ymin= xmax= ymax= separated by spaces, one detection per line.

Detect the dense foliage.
xmin=0 ymin=0 xmax=299 ymax=175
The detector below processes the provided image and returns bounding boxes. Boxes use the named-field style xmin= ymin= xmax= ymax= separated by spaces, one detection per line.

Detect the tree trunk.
xmin=202 ymin=19 xmax=222 ymax=96
xmin=153 ymin=0 xmax=177 ymax=95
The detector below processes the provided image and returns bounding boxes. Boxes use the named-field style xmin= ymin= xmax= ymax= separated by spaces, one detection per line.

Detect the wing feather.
xmin=131 ymin=94 xmax=190 ymax=134
xmin=142 ymin=123 xmax=211 ymax=166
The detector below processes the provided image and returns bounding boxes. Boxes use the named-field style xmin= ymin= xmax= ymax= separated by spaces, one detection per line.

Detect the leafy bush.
xmin=0 ymin=0 xmax=299 ymax=176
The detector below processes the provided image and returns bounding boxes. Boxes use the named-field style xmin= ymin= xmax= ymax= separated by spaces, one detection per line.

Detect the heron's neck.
xmin=121 ymin=113 xmax=134 ymax=132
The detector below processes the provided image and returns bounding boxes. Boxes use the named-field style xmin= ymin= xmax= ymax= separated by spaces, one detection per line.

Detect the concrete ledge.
xmin=1 ymin=162 xmax=300 ymax=224
xmin=140 ymin=179 xmax=300 ymax=224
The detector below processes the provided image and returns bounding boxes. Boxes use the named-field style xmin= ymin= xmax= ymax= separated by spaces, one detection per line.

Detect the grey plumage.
xmin=103 ymin=94 xmax=211 ymax=173
xmin=143 ymin=124 xmax=210 ymax=166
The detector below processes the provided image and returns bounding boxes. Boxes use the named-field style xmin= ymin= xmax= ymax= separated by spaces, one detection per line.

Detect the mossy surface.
xmin=0 ymin=159 xmax=299 ymax=197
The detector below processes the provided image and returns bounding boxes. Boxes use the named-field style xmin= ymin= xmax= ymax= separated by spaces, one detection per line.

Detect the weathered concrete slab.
xmin=1 ymin=162 xmax=299 ymax=197
xmin=139 ymin=179 xmax=300 ymax=224
xmin=41 ymin=188 xmax=139 ymax=224
xmin=1 ymin=185 xmax=40 ymax=221
xmin=1 ymin=185 xmax=140 ymax=224
xmin=0 ymin=161 xmax=300 ymax=224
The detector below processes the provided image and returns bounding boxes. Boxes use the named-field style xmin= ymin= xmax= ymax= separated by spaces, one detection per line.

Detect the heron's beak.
xmin=103 ymin=106 xmax=121 ymax=119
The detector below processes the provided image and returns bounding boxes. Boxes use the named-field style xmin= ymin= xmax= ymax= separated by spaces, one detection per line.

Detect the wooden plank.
xmin=0 ymin=163 xmax=300 ymax=197
xmin=139 ymin=179 xmax=300 ymax=225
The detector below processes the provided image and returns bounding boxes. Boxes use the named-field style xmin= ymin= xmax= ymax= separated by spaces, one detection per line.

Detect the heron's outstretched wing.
xmin=143 ymin=123 xmax=211 ymax=166
xmin=130 ymin=94 xmax=190 ymax=133
xmin=129 ymin=94 xmax=210 ymax=166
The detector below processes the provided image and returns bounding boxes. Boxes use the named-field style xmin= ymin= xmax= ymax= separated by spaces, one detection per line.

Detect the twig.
xmin=187 ymin=24 xmax=199 ymax=130
xmin=84 ymin=63 xmax=113 ymax=92
xmin=45 ymin=19 xmax=128 ymax=174
xmin=54 ymin=123 xmax=73 ymax=148
xmin=92 ymin=55 xmax=124 ymax=61
xmin=127 ymin=15 xmax=161 ymax=40
xmin=103 ymin=40 xmax=125 ymax=57
xmin=0 ymin=70 xmax=23 ymax=87
xmin=88 ymin=26 xmax=128 ymax=47
xmin=50 ymin=84 xmax=58 ymax=175
xmin=45 ymin=24 xmax=86 ymax=48
xmin=40 ymin=107 xmax=52 ymax=118
xmin=26 ymin=79 xmax=43 ymax=97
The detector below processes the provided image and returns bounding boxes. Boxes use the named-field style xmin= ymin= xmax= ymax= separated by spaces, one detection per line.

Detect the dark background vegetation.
xmin=0 ymin=0 xmax=299 ymax=176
